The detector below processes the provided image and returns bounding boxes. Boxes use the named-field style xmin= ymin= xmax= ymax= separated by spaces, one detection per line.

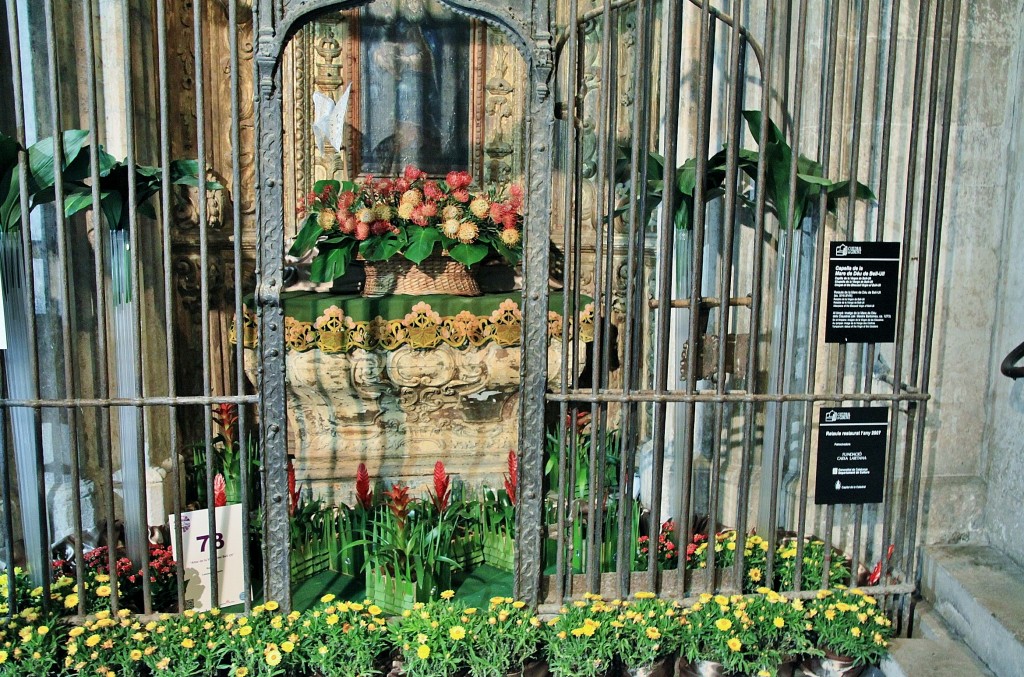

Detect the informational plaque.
xmin=825 ymin=241 xmax=900 ymax=344
xmin=169 ymin=504 xmax=246 ymax=611
xmin=815 ymin=407 xmax=887 ymax=505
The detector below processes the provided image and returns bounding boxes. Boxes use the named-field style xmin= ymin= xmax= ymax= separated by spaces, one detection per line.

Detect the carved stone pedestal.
xmin=244 ymin=340 xmax=579 ymax=502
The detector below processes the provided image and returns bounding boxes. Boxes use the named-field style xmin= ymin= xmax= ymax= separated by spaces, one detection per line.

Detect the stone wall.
xmin=981 ymin=1 xmax=1024 ymax=567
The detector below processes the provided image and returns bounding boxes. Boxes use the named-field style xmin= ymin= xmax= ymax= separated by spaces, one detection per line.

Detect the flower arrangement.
xmin=296 ymin=595 xmax=390 ymax=677
xmin=679 ymin=591 xmax=809 ymax=676
xmin=544 ymin=593 xmax=620 ymax=677
xmin=289 ymin=166 xmax=524 ymax=283
xmin=52 ymin=544 xmax=180 ymax=614
xmin=635 ymin=519 xmax=680 ymax=570
xmin=806 ymin=587 xmax=892 ymax=666
xmin=611 ymin=592 xmax=685 ymax=672
xmin=390 ymin=593 xmax=471 ymax=677
xmin=0 ymin=585 xmax=893 ymax=677
xmin=464 ymin=596 xmax=543 ymax=677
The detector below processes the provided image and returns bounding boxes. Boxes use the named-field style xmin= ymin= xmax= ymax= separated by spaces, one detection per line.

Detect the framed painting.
xmin=355 ymin=0 xmax=481 ymax=176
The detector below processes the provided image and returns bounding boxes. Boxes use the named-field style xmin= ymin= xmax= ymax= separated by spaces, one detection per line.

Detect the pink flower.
xmin=214 ymin=474 xmax=227 ymax=508
xmin=453 ymin=188 xmax=470 ymax=203
xmin=404 ymin=165 xmax=424 ymax=181
xmin=355 ymin=221 xmax=370 ymax=241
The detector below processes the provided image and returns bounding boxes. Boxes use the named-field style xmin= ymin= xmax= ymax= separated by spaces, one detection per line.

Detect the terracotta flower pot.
xmin=799 ymin=653 xmax=865 ymax=677
xmin=621 ymin=655 xmax=675 ymax=676
xmin=675 ymin=658 xmax=731 ymax=677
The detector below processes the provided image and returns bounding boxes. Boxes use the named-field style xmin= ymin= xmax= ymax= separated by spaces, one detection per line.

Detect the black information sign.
xmin=825 ymin=241 xmax=900 ymax=344
xmin=815 ymin=407 xmax=887 ymax=505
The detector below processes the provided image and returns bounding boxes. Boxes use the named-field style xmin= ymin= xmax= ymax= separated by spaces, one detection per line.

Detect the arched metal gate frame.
xmin=252 ymin=0 xmax=558 ymax=609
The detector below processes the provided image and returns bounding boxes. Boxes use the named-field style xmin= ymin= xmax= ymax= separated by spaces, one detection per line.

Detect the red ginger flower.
xmin=431 ymin=461 xmax=452 ymax=513
xmin=384 ymin=484 xmax=411 ymax=531
xmin=504 ymin=450 xmax=518 ymax=506
xmin=355 ymin=463 xmax=373 ymax=510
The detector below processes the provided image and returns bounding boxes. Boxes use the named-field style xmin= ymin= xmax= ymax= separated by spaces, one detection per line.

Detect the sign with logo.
xmin=815 ymin=406 xmax=887 ymax=504
xmin=825 ymin=241 xmax=900 ymax=344
xmin=169 ymin=504 xmax=246 ymax=611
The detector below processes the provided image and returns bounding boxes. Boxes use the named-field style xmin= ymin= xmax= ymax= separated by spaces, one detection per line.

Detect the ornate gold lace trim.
xmin=232 ymin=299 xmax=595 ymax=353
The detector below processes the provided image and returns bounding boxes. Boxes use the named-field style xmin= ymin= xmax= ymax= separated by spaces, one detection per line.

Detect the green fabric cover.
xmin=249 ymin=291 xmax=589 ymax=324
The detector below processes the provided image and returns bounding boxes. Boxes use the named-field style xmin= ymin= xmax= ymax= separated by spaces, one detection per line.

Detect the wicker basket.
xmin=362 ymin=255 xmax=481 ymax=297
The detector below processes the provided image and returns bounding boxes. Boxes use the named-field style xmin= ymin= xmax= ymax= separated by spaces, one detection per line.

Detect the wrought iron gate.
xmin=534 ymin=0 xmax=961 ymax=628
xmin=0 ymin=0 xmax=960 ymax=630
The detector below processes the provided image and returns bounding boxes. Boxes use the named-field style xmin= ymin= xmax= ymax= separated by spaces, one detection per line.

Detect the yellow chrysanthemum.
xmin=235 ymin=668 xmax=250 ymax=677
xmin=645 ymin=627 xmax=661 ymax=640
xmin=417 ymin=644 xmax=431 ymax=660
xmin=727 ymin=637 xmax=742 ymax=652
xmin=449 ymin=626 xmax=466 ymax=640
xmin=851 ymin=627 xmax=862 ymax=637
xmin=369 ymin=605 xmax=383 ymax=616
xmin=320 ymin=594 xmax=336 ymax=604
xmin=773 ymin=617 xmax=785 ymax=629
xmin=95 ymin=585 xmax=112 ymax=598
xmin=715 ymin=618 xmax=733 ymax=632
xmin=265 ymin=649 xmax=282 ymax=666
xmin=634 ymin=591 xmax=656 ymax=600
xmin=441 ymin=590 xmax=456 ymax=600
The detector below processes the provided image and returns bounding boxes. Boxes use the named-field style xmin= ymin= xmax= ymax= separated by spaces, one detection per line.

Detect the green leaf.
xmin=447 ymin=242 xmax=488 ymax=267
xmin=403 ymin=226 xmax=442 ymax=264
xmin=742 ymin=110 xmax=785 ymax=146
xmin=359 ymin=231 xmax=406 ymax=261
xmin=27 ymin=129 xmax=91 ymax=191
xmin=100 ymin=192 xmax=124 ymax=230
xmin=312 ymin=179 xmax=341 ymax=197
xmin=289 ymin=214 xmax=325 ymax=257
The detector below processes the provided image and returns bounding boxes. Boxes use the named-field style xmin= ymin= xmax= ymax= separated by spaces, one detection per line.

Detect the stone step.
xmin=919 ymin=544 xmax=1024 ymax=677
xmin=881 ymin=638 xmax=996 ymax=677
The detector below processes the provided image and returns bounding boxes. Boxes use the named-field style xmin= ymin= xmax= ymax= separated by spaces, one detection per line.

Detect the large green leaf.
xmin=309 ymin=241 xmax=355 ymax=282
xmin=359 ymin=231 xmax=406 ymax=261
xmin=447 ymin=242 xmax=489 ymax=267
xmin=403 ymin=226 xmax=442 ymax=264
xmin=288 ymin=214 xmax=325 ymax=258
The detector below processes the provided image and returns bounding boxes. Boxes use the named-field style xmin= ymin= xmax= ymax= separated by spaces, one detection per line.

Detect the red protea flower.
xmin=403 ymin=165 xmax=424 ymax=181
xmin=503 ymin=450 xmax=518 ymax=506
xmin=384 ymin=484 xmax=411 ymax=531
xmin=453 ymin=188 xmax=470 ymax=203
xmin=214 ymin=473 xmax=227 ymax=508
xmin=430 ymin=461 xmax=452 ymax=513
xmin=355 ymin=463 xmax=373 ymax=510
xmin=423 ymin=181 xmax=443 ymax=201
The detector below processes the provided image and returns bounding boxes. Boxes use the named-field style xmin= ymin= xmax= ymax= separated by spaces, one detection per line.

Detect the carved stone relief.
xmin=165 ymin=1 xmax=259 ymax=416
